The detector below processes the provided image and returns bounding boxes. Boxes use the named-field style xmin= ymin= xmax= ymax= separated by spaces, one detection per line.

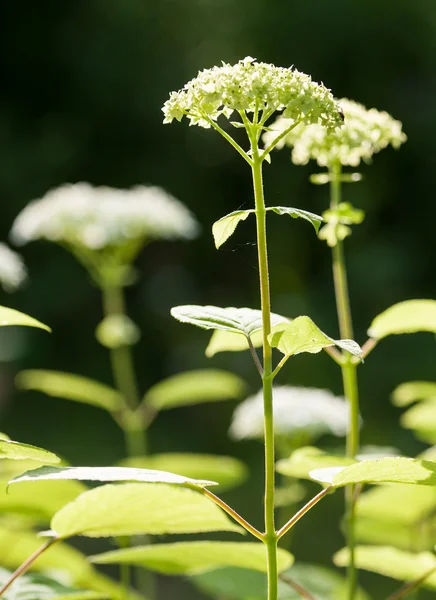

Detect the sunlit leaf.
xmin=0 ymin=433 xmax=10 ymax=440
xmin=367 ymin=299 xmax=436 ymax=339
xmin=268 ymin=316 xmax=362 ymax=359
xmin=310 ymin=457 xmax=436 ymax=487
xmin=212 ymin=210 xmax=252 ymax=248
xmin=0 ymin=439 xmax=60 ymax=463
xmin=0 ymin=569 xmax=105 ymax=600
xmin=267 ymin=206 xmax=323 ymax=233
xmin=10 ymin=465 xmax=218 ymax=489
xmin=91 ymin=541 xmax=293 ymax=574
xmin=276 ymin=447 xmax=355 ymax=481
xmin=16 ymin=371 xmax=122 ymax=411
xmin=49 ymin=482 xmax=242 ymax=538
xmin=143 ymin=369 xmax=246 ymax=411
xmin=392 ymin=381 xmax=436 ymax=407
xmin=0 ymin=307 xmax=50 ymax=332
xmin=120 ymin=453 xmax=248 ymax=491
xmin=401 ymin=399 xmax=436 ymax=442
xmin=354 ymin=515 xmax=436 ymax=552
xmin=334 ymin=546 xmax=436 ymax=589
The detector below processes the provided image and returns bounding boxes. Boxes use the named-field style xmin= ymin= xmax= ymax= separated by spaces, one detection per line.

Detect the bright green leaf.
xmin=267 ymin=207 xmax=323 ymax=233
xmin=91 ymin=541 xmax=293 ymax=574
xmin=0 ymin=569 xmax=105 ymax=600
xmin=354 ymin=515 xmax=436 ymax=552
xmin=119 ymin=453 xmax=248 ymax=491
xmin=212 ymin=210 xmax=253 ymax=248
xmin=310 ymin=457 xmax=436 ymax=487
xmin=143 ymin=369 xmax=246 ymax=411
xmin=367 ymin=299 xmax=436 ymax=339
xmin=0 ymin=306 xmax=50 ymax=332
xmin=16 ymin=371 xmax=122 ymax=412
xmin=276 ymin=447 xmax=355 ymax=481
xmin=401 ymin=399 xmax=436 ymax=441
xmin=50 ymin=482 xmax=242 ymax=538
xmin=392 ymin=381 xmax=436 ymax=407
xmin=0 ymin=433 xmax=10 ymax=440
xmin=268 ymin=316 xmax=362 ymax=360
xmin=334 ymin=546 xmax=436 ymax=589
xmin=9 ymin=465 xmax=218 ymax=489
xmin=0 ymin=439 xmax=60 ymax=463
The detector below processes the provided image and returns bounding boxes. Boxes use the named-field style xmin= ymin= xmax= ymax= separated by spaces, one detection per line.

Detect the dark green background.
xmin=0 ymin=1 xmax=435 ymax=598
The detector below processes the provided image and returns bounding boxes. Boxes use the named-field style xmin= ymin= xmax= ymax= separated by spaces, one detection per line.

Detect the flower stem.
xmin=252 ymin=152 xmax=278 ymax=600
xmin=329 ymin=163 xmax=360 ymax=600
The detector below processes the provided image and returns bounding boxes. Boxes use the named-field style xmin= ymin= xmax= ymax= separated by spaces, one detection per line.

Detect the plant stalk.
xmin=329 ymin=162 xmax=360 ymax=600
xmin=252 ymin=151 xmax=278 ymax=600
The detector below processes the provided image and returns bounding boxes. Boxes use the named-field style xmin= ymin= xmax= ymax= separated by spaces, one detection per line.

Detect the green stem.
xmin=202 ymin=488 xmax=264 ymax=541
xmin=252 ymin=152 xmax=278 ymax=600
xmin=276 ymin=486 xmax=332 ymax=540
xmin=329 ymin=163 xmax=360 ymax=600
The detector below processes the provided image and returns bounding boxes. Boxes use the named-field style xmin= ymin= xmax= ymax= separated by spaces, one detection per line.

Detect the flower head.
xmin=229 ymin=386 xmax=350 ymax=441
xmin=264 ymin=98 xmax=407 ymax=167
xmin=163 ymin=57 xmax=343 ymax=131
xmin=0 ymin=243 xmax=27 ymax=292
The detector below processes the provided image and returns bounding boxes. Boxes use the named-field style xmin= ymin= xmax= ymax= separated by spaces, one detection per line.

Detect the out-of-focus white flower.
xmin=163 ymin=57 xmax=343 ymax=131
xmin=11 ymin=183 xmax=199 ymax=251
xmin=229 ymin=385 xmax=350 ymax=441
xmin=264 ymin=98 xmax=406 ymax=167
xmin=0 ymin=243 xmax=27 ymax=292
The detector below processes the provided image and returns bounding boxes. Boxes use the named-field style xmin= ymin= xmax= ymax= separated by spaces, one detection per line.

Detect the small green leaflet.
xmin=16 ymin=370 xmax=123 ymax=412
xmin=276 ymin=447 xmax=355 ymax=481
xmin=268 ymin=316 xmax=362 ymax=359
xmin=49 ymin=483 xmax=242 ymax=538
xmin=0 ymin=306 xmax=50 ymax=332
xmin=401 ymin=399 xmax=436 ymax=443
xmin=9 ymin=465 xmax=218 ymax=489
xmin=367 ymin=299 xmax=436 ymax=339
xmin=143 ymin=369 xmax=246 ymax=411
xmin=392 ymin=381 xmax=436 ymax=406
xmin=310 ymin=457 xmax=436 ymax=487
xmin=0 ymin=569 xmax=105 ymax=600
xmin=119 ymin=453 xmax=248 ymax=492
xmin=91 ymin=541 xmax=293 ymax=575
xmin=212 ymin=207 xmax=323 ymax=248
xmin=334 ymin=546 xmax=436 ymax=589
xmin=354 ymin=515 xmax=436 ymax=552
xmin=0 ymin=439 xmax=60 ymax=463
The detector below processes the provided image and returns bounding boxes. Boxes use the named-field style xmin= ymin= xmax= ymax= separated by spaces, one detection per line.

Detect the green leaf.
xmin=212 ymin=210 xmax=253 ymax=249
xmin=9 ymin=465 xmax=218 ymax=489
xmin=276 ymin=447 xmax=355 ymax=481
xmin=91 ymin=541 xmax=293 ymax=574
xmin=367 ymin=299 xmax=436 ymax=339
xmin=143 ymin=369 xmax=246 ymax=411
xmin=95 ymin=315 xmax=140 ymax=349
xmin=401 ymin=399 xmax=436 ymax=442
xmin=0 ymin=432 xmax=10 ymax=440
xmin=267 ymin=207 xmax=323 ymax=233
xmin=0 ymin=569 xmax=105 ymax=600
xmin=310 ymin=457 xmax=436 ymax=487
xmin=334 ymin=546 xmax=436 ymax=589
xmin=268 ymin=316 xmax=362 ymax=359
xmin=354 ymin=515 xmax=436 ymax=552
xmin=16 ymin=371 xmax=122 ymax=412
xmin=119 ymin=453 xmax=248 ymax=491
xmin=49 ymin=482 xmax=242 ymax=538
xmin=0 ymin=439 xmax=60 ymax=463
xmin=0 ymin=306 xmax=50 ymax=332
xmin=392 ymin=381 xmax=436 ymax=406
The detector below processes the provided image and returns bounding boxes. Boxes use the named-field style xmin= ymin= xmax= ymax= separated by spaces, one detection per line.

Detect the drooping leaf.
xmin=276 ymin=447 xmax=355 ymax=481
xmin=9 ymin=465 xmax=218 ymax=490
xmin=119 ymin=453 xmax=248 ymax=491
xmin=267 ymin=206 xmax=323 ymax=233
xmin=367 ymin=299 xmax=436 ymax=339
xmin=91 ymin=541 xmax=293 ymax=574
xmin=212 ymin=210 xmax=253 ymax=248
xmin=143 ymin=369 xmax=246 ymax=411
xmin=310 ymin=457 xmax=436 ymax=487
xmin=16 ymin=371 xmax=122 ymax=411
xmin=0 ymin=569 xmax=105 ymax=600
xmin=0 ymin=306 xmax=50 ymax=332
xmin=401 ymin=399 xmax=436 ymax=442
xmin=268 ymin=316 xmax=362 ymax=359
xmin=392 ymin=381 xmax=436 ymax=407
xmin=0 ymin=439 xmax=60 ymax=463
xmin=49 ymin=482 xmax=242 ymax=538
xmin=334 ymin=546 xmax=436 ymax=589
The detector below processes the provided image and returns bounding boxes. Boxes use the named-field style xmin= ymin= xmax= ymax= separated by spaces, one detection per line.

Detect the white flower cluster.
xmin=11 ymin=183 xmax=199 ymax=251
xmin=0 ymin=243 xmax=27 ymax=292
xmin=264 ymin=98 xmax=407 ymax=167
xmin=163 ymin=57 xmax=343 ymax=131
xmin=230 ymin=385 xmax=350 ymax=441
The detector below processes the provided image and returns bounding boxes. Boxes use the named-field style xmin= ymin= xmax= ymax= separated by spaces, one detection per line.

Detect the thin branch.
xmin=386 ymin=566 xmax=436 ymax=600
xmin=269 ymin=355 xmax=289 ymax=381
xmin=0 ymin=538 xmax=59 ymax=598
xmin=248 ymin=336 xmax=264 ymax=377
xmin=260 ymin=118 xmax=303 ymax=161
xmin=276 ymin=486 xmax=333 ymax=540
xmin=356 ymin=337 xmax=378 ymax=362
xmin=201 ymin=488 xmax=264 ymax=541
xmin=201 ymin=112 xmax=253 ymax=165
xmin=324 ymin=345 xmax=344 ymax=365
xmin=279 ymin=573 xmax=317 ymax=600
